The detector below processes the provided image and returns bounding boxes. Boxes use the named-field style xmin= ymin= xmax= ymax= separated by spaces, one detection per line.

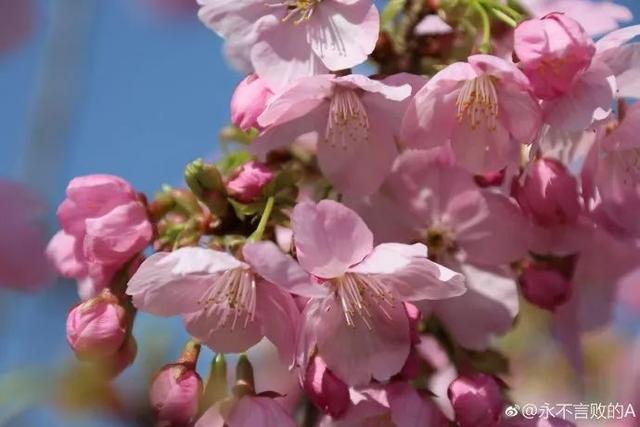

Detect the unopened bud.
xmin=185 ymin=159 xmax=229 ymax=218
xmin=230 ymin=74 xmax=273 ymax=132
xmin=227 ymin=161 xmax=274 ymax=203
xmin=234 ymin=354 xmax=255 ymax=397
xmin=520 ymin=265 xmax=572 ymax=311
xmin=448 ymin=373 xmax=503 ymax=427
xmin=303 ymin=355 xmax=349 ymax=418
xmin=66 ymin=290 xmax=127 ymax=360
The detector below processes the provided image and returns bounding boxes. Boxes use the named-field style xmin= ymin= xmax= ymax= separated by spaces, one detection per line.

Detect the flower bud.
xmin=227 ymin=162 xmax=274 ymax=203
xmin=230 ymin=74 xmax=273 ymax=131
xmin=108 ymin=336 xmax=137 ymax=378
xmin=520 ymin=265 xmax=572 ymax=311
xmin=150 ymin=341 xmax=202 ymax=426
xmin=303 ymin=355 xmax=349 ymax=418
xmin=184 ymin=159 xmax=229 ymax=218
xmin=448 ymin=373 xmax=503 ymax=427
xmin=514 ymin=13 xmax=595 ymax=100
xmin=66 ymin=290 xmax=127 ymax=359
xmin=513 ymin=159 xmax=580 ymax=227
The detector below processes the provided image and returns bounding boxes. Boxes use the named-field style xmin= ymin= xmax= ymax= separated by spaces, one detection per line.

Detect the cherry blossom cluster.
xmin=30 ymin=0 xmax=640 ymax=426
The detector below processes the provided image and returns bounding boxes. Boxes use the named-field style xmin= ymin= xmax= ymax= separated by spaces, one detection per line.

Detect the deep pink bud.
xmin=150 ymin=341 xmax=202 ymax=425
xmin=514 ymin=13 xmax=595 ymax=100
xmin=227 ymin=161 xmax=274 ymax=203
xmin=230 ymin=74 xmax=273 ymax=131
xmin=303 ymin=355 xmax=350 ymax=418
xmin=520 ymin=265 xmax=572 ymax=311
xmin=474 ymin=169 xmax=506 ymax=188
xmin=448 ymin=373 xmax=503 ymax=427
xmin=66 ymin=290 xmax=127 ymax=359
xmin=513 ymin=159 xmax=581 ymax=227
xmin=107 ymin=336 xmax=137 ymax=378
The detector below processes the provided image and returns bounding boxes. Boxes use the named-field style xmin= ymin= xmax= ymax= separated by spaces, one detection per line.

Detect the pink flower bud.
xmin=513 ymin=159 xmax=581 ymax=227
xmin=303 ymin=355 xmax=350 ymax=418
xmin=520 ymin=265 xmax=572 ymax=311
xmin=66 ymin=290 xmax=127 ymax=359
xmin=448 ymin=373 xmax=503 ymax=427
xmin=514 ymin=13 xmax=595 ymax=100
xmin=230 ymin=74 xmax=273 ymax=131
xmin=150 ymin=363 xmax=203 ymax=425
xmin=107 ymin=336 xmax=138 ymax=379
xmin=227 ymin=161 xmax=274 ymax=203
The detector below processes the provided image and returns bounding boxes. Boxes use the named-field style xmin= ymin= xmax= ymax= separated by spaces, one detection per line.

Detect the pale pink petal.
xmin=598 ymin=43 xmax=640 ymax=99
xmin=292 ymin=200 xmax=373 ymax=279
xmin=255 ymin=280 xmax=301 ymax=365
xmin=316 ymin=100 xmax=398 ymax=196
xmin=423 ymin=264 xmax=519 ymax=350
xmin=468 ymin=54 xmax=530 ymax=88
xmin=308 ymin=0 xmax=379 ymax=71
xmin=336 ymin=74 xmax=411 ymax=102
xmin=126 ymin=248 xmax=239 ymax=316
xmin=387 ymin=382 xmax=447 ymax=427
xmin=184 ymin=305 xmax=263 ymax=353
xmin=349 ymin=243 xmax=466 ymax=301
xmin=83 ymin=201 xmax=152 ymax=265
xmin=195 ymin=405 xmax=225 ymax=427
xmin=257 ymin=75 xmax=334 ymax=128
xmin=414 ymin=15 xmax=452 ymax=35
xmin=595 ymin=24 xmax=640 ymax=54
xmin=243 ymin=241 xmax=329 ymax=298
xmin=497 ymin=84 xmax=543 ymax=145
xmin=312 ymin=296 xmax=411 ymax=385
xmin=400 ymin=63 xmax=474 ymax=148
xmin=251 ymin=21 xmax=330 ymax=92
xmin=450 ymin=120 xmax=516 ymax=174
xmin=226 ymin=396 xmax=296 ymax=427
xmin=543 ymin=63 xmax=615 ymax=131
xmin=46 ymin=231 xmax=87 ymax=278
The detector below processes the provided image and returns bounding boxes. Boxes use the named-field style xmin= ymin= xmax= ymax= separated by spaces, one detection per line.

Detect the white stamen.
xmin=455 ymin=75 xmax=499 ymax=131
xmin=332 ymin=273 xmax=395 ymax=329
xmin=325 ymin=88 xmax=369 ymax=150
xmin=265 ymin=0 xmax=322 ymax=24
xmin=198 ymin=268 xmax=257 ymax=329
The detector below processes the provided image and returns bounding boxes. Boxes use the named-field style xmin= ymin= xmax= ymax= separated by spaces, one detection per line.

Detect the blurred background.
xmin=0 ymin=0 xmax=639 ymax=425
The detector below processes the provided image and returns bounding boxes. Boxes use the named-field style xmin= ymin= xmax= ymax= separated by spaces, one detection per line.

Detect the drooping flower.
xmin=401 ymin=55 xmax=542 ymax=173
xmin=448 ymin=373 xmax=503 ymax=427
xmin=230 ymin=74 xmax=274 ymax=131
xmin=347 ymin=150 xmax=526 ymax=350
xmin=197 ymin=0 xmax=379 ymax=90
xmin=46 ymin=175 xmax=153 ymax=299
xmin=520 ymin=0 xmax=632 ymax=36
xmin=253 ymin=199 xmax=465 ymax=385
xmin=227 ymin=161 xmax=274 ymax=203
xmin=126 ymin=245 xmax=300 ymax=364
xmin=515 ymin=21 xmax=640 ymax=131
xmin=0 ymin=180 xmax=52 ymax=291
xmin=252 ymin=73 xmax=413 ymax=196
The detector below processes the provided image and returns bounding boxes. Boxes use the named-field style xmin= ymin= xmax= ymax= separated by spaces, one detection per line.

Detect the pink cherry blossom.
xmin=252 ymin=74 xmax=412 ymax=196
xmin=322 ymin=382 xmax=448 ymax=427
xmin=523 ymin=23 xmax=640 ymax=131
xmin=520 ymin=0 xmax=632 ymax=36
xmin=197 ymin=0 xmax=379 ymax=90
xmin=66 ymin=289 xmax=127 ymax=359
xmin=47 ymin=175 xmax=153 ymax=298
xmin=231 ymin=74 xmax=274 ymax=131
xmin=347 ymin=150 xmax=526 ymax=350
xmin=150 ymin=363 xmax=202 ymax=425
xmin=196 ymin=394 xmax=296 ymax=427
xmin=303 ymin=355 xmax=350 ymax=418
xmin=227 ymin=161 xmax=274 ymax=203
xmin=401 ymin=55 xmax=542 ymax=173
xmin=0 ymin=180 xmax=52 ymax=291
xmin=126 ymin=245 xmax=300 ymax=363
xmin=519 ymin=265 xmax=572 ymax=311
xmin=255 ymin=199 xmax=465 ymax=385
xmin=448 ymin=373 xmax=503 ymax=427
xmin=0 ymin=0 xmax=33 ymax=55
xmin=514 ymin=13 xmax=595 ymax=100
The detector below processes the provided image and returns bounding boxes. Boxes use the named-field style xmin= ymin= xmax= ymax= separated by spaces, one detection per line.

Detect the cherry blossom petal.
xmin=292 ymin=200 xmax=373 ymax=279
xmin=226 ymin=396 xmax=296 ymax=427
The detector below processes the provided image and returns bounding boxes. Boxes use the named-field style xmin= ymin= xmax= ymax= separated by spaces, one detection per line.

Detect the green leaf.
xmin=381 ymin=0 xmax=406 ymax=30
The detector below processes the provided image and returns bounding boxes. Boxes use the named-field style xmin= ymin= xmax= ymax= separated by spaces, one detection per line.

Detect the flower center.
xmin=456 ymin=75 xmax=499 ymax=131
xmin=330 ymin=273 xmax=395 ymax=329
xmin=325 ymin=88 xmax=369 ymax=149
xmin=423 ymin=227 xmax=457 ymax=263
xmin=266 ymin=0 xmax=322 ymax=24
xmin=198 ymin=268 xmax=256 ymax=329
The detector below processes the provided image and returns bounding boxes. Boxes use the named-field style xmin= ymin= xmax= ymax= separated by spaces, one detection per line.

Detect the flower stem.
xmin=248 ymin=196 xmax=275 ymax=242
xmin=472 ymin=1 xmax=492 ymax=54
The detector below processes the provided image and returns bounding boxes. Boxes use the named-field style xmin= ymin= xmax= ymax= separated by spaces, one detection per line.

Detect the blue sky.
xmin=0 ymin=0 xmax=638 ymax=425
